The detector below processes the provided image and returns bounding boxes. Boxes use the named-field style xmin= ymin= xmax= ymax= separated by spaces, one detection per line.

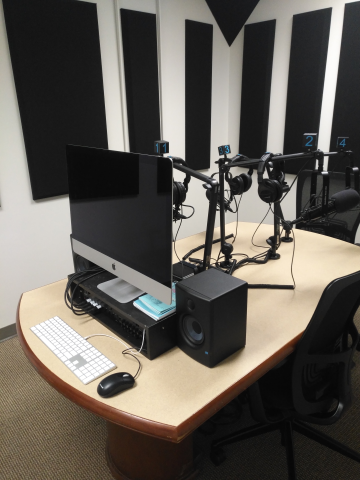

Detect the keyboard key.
xmin=30 ymin=316 xmax=116 ymax=385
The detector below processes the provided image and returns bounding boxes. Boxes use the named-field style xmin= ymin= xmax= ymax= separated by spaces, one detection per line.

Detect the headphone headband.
xmin=169 ymin=156 xmax=191 ymax=192
xmin=257 ymin=152 xmax=273 ymax=184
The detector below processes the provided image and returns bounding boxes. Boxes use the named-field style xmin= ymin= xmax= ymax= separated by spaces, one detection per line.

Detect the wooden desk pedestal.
xmin=106 ymin=422 xmax=197 ymax=480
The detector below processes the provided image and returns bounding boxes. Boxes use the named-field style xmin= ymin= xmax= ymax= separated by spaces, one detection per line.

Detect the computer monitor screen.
xmin=66 ymin=145 xmax=173 ymax=304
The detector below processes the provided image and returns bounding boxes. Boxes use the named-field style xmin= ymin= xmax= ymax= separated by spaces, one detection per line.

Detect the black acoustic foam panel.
xmin=3 ymin=0 xmax=108 ymax=200
xmin=329 ymin=2 xmax=360 ymax=173
xmin=239 ymin=20 xmax=276 ymax=159
xmin=120 ymin=9 xmax=161 ymax=156
xmin=283 ymin=8 xmax=331 ymax=175
xmin=205 ymin=0 xmax=260 ymax=46
xmin=185 ymin=20 xmax=213 ymax=171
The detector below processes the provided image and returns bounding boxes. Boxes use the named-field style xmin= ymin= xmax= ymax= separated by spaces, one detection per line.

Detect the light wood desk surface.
xmin=17 ymin=222 xmax=360 ymax=444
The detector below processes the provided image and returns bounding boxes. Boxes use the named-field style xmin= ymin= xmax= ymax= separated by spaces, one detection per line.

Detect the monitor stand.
xmin=97 ymin=278 xmax=144 ymax=304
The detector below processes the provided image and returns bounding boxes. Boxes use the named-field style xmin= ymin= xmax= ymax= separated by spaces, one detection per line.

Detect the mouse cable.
xmin=121 ymin=348 xmax=141 ymax=379
xmin=84 ymin=329 xmax=146 ymax=380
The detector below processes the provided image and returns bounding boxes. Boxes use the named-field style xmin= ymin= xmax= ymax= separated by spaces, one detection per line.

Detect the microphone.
xmin=292 ymin=188 xmax=360 ymax=225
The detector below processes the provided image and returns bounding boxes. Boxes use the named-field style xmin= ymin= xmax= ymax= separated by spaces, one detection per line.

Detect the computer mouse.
xmin=97 ymin=372 xmax=135 ymax=398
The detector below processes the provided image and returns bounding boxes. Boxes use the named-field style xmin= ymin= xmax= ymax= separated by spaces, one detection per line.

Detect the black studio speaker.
xmin=176 ymin=268 xmax=247 ymax=367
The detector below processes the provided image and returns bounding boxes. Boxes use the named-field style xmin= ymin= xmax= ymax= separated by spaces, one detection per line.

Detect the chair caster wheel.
xmin=210 ymin=447 xmax=226 ymax=466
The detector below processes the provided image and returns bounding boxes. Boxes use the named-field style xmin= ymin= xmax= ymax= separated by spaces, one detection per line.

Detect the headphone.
xmin=168 ymin=156 xmax=191 ymax=205
xmin=169 ymin=156 xmax=192 ymax=220
xmin=225 ymin=170 xmax=252 ymax=197
xmin=173 ymin=181 xmax=187 ymax=206
xmin=257 ymin=153 xmax=284 ymax=203
xmin=205 ymin=188 xmax=233 ymax=212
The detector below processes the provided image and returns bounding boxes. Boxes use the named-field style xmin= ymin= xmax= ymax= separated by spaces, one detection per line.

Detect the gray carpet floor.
xmin=1 ymin=312 xmax=360 ymax=480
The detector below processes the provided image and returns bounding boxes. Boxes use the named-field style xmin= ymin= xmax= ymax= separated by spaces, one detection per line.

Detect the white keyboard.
xmin=30 ymin=316 xmax=116 ymax=385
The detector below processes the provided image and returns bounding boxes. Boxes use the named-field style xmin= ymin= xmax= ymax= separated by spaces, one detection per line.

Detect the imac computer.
xmin=66 ymin=145 xmax=173 ymax=305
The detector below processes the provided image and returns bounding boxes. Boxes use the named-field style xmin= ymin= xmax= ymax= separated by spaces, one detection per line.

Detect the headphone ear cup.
xmin=240 ymin=173 xmax=252 ymax=193
xmin=258 ymin=179 xmax=283 ymax=203
xmin=173 ymin=181 xmax=186 ymax=205
xmin=230 ymin=176 xmax=244 ymax=196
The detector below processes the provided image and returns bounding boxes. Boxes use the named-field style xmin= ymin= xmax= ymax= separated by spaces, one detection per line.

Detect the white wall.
xmin=1 ymin=0 xmax=359 ymax=330
xmin=0 ymin=0 xmax=124 ymax=330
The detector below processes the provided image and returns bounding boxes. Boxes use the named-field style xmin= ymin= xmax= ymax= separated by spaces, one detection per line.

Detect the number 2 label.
xmin=305 ymin=136 xmax=313 ymax=147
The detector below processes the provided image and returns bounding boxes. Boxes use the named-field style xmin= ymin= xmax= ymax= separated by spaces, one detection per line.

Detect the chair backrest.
xmin=292 ymin=270 xmax=360 ymax=424
xmin=296 ymin=170 xmax=360 ymax=243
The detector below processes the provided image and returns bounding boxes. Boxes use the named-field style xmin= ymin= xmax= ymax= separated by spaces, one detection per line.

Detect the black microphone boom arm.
xmin=173 ymin=162 xmax=219 ymax=272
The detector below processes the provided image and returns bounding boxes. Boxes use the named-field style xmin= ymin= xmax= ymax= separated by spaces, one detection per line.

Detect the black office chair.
xmin=210 ymin=270 xmax=360 ymax=479
xmin=296 ymin=170 xmax=360 ymax=244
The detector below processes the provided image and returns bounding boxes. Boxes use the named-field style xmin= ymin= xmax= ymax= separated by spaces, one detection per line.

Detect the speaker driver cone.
xmin=182 ymin=315 xmax=204 ymax=345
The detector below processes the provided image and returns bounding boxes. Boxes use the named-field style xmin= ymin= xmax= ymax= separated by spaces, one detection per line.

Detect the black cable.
xmin=64 ymin=267 xmax=104 ymax=316
xmin=270 ymin=205 xmax=296 ymax=288
xmin=214 ymin=252 xmax=248 ymax=270
xmin=301 ymin=188 xmax=324 ymax=212
xmin=248 ymin=284 xmax=294 ymax=290
xmin=179 ymin=204 xmax=195 ymax=219
xmin=235 ymin=249 xmax=271 ymax=268
xmin=280 ymin=157 xmax=313 ymax=204
xmin=173 ymin=207 xmax=183 ymax=263
xmin=231 ymin=194 xmax=242 ymax=244
xmin=210 ymin=257 xmax=221 ymax=266
xmin=251 ymin=206 xmax=271 ymax=248
xmin=182 ymin=234 xmax=234 ymax=261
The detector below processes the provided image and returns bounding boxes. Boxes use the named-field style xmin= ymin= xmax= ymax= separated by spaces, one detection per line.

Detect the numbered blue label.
xmin=218 ymin=145 xmax=231 ymax=156
xmin=302 ymin=133 xmax=318 ymax=151
xmin=305 ymin=136 xmax=313 ymax=147
xmin=336 ymin=137 xmax=349 ymax=150
xmin=154 ymin=140 xmax=169 ymax=155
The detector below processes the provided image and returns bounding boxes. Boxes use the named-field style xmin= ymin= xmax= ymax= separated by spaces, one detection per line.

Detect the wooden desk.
xmin=16 ymin=223 xmax=360 ymax=480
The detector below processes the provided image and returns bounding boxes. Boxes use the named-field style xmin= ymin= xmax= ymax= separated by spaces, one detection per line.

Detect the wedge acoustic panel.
xmin=205 ymin=0 xmax=261 ymax=46
xmin=3 ymin=0 xmax=108 ymax=200
xmin=185 ymin=20 xmax=213 ymax=170
xmin=283 ymin=8 xmax=331 ymax=174
xmin=120 ymin=9 xmax=161 ymax=156
xmin=329 ymin=2 xmax=360 ymax=173
xmin=239 ymin=20 xmax=276 ymax=159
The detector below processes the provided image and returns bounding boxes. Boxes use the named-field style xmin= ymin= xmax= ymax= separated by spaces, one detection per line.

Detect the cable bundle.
xmin=64 ymin=266 xmax=104 ymax=316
